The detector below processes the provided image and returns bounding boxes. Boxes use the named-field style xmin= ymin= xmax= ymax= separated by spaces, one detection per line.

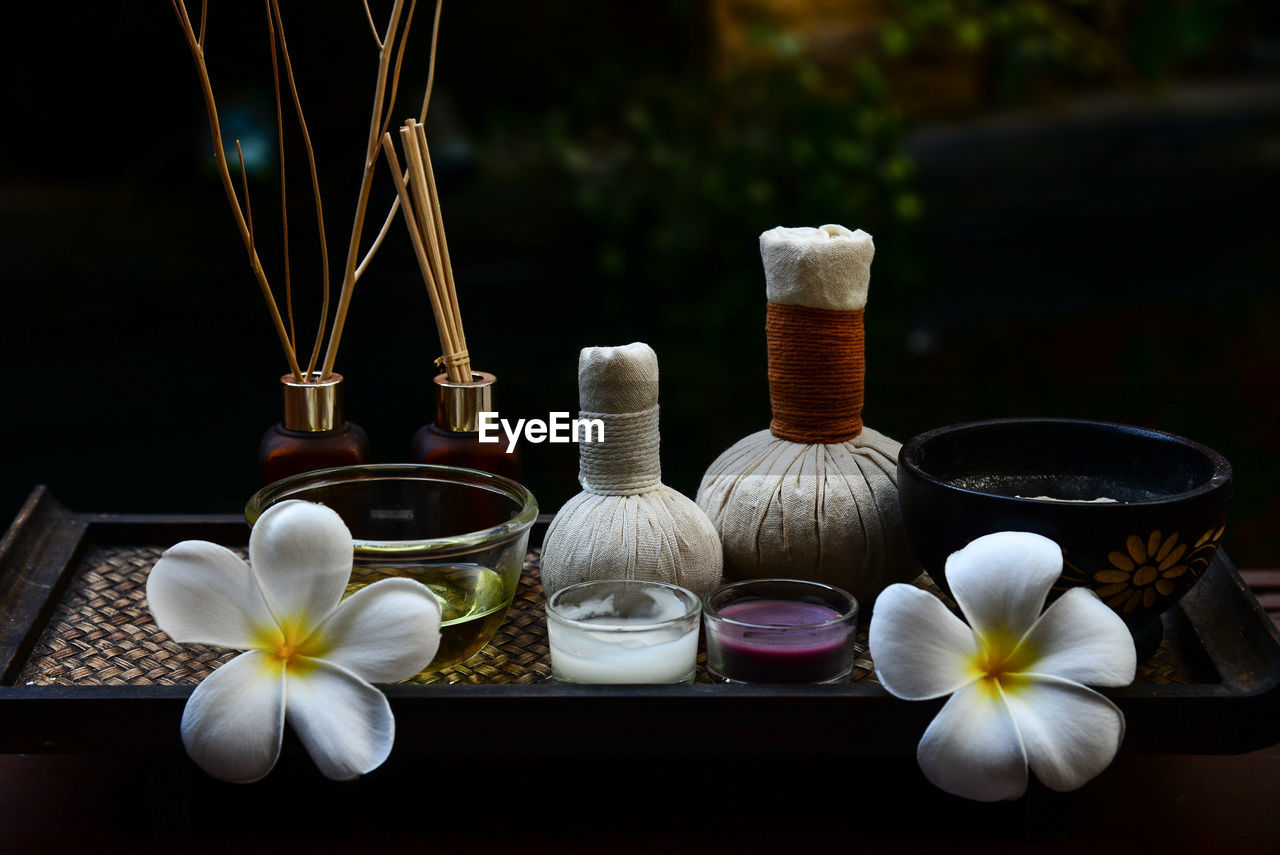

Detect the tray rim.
xmin=3 ymin=485 xmax=1279 ymax=757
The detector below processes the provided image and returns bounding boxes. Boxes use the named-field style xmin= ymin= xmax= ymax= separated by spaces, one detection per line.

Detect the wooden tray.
xmin=2 ymin=485 xmax=1279 ymax=757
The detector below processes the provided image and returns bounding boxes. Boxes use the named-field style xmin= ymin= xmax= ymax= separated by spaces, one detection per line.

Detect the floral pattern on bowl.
xmin=1058 ymin=526 xmax=1226 ymax=619
xmin=897 ymin=418 xmax=1233 ymax=642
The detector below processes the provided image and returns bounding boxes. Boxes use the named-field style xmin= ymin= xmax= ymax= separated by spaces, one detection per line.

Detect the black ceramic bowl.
xmin=897 ymin=418 xmax=1231 ymax=635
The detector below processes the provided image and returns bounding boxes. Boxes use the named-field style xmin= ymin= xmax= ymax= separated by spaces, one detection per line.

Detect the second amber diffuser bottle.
xmin=411 ymin=371 xmax=520 ymax=480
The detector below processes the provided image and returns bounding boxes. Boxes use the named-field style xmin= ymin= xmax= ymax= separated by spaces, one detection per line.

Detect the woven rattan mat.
xmin=18 ymin=545 xmax=1196 ymax=687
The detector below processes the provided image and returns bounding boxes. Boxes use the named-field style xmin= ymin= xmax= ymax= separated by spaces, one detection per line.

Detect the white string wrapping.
xmin=577 ymin=406 xmax=661 ymax=496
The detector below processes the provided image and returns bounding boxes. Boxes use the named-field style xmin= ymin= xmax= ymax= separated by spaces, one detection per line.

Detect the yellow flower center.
xmin=256 ymin=617 xmax=329 ymax=672
xmin=970 ymin=628 xmax=1036 ymax=694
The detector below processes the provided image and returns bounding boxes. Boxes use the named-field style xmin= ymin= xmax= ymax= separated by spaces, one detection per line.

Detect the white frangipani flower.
xmin=146 ymin=500 xmax=442 ymax=783
xmin=869 ymin=531 xmax=1136 ymax=802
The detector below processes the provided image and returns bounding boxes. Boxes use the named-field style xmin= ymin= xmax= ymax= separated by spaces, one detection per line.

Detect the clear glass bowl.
xmin=246 ymin=464 xmax=538 ymax=677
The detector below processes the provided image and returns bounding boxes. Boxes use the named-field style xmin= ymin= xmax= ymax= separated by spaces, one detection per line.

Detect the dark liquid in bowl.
xmin=914 ymin=421 xmax=1224 ymax=501
xmin=947 ymin=474 xmax=1164 ymax=503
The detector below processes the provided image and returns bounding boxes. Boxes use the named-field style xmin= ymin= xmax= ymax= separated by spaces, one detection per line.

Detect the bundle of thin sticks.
xmin=380 ymin=120 xmax=472 ymax=383
xmin=170 ymin=0 xmax=446 ymax=383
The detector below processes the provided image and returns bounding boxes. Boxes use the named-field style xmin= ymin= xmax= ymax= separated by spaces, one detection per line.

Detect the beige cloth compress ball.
xmin=696 ymin=225 xmax=916 ymax=605
xmin=541 ymin=343 xmax=724 ymax=598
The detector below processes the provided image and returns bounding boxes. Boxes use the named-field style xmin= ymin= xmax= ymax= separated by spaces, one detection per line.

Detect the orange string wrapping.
xmin=766 ymin=301 xmax=865 ymax=444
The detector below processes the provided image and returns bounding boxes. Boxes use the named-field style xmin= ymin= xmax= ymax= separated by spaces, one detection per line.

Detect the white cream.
xmin=547 ymin=584 xmax=699 ymax=684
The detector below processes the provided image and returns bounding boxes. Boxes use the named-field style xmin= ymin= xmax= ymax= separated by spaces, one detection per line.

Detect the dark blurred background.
xmin=1 ymin=1 xmax=1277 ymax=565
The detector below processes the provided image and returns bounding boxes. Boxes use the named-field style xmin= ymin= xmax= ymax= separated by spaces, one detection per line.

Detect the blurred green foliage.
xmin=882 ymin=0 xmax=1242 ymax=96
xmin=472 ymin=0 xmax=1247 ymax=311
xmin=457 ymin=0 xmax=1253 ymax=500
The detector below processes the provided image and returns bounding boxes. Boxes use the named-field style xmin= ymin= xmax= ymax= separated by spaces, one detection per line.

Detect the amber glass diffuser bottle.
xmin=259 ymin=372 xmax=371 ymax=486
xmin=411 ymin=371 xmax=520 ymax=480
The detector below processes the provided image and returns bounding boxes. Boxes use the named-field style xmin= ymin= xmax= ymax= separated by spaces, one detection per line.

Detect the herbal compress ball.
xmin=541 ymin=342 xmax=724 ymax=597
xmin=696 ymin=225 xmax=917 ymax=605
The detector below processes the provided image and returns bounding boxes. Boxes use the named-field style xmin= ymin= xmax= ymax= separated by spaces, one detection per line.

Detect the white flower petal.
xmin=1019 ymin=588 xmax=1137 ymax=687
xmin=946 ymin=531 xmax=1063 ymax=644
xmin=869 ymin=584 xmax=981 ymax=701
xmin=314 ymin=578 xmax=444 ymax=683
xmin=286 ymin=658 xmax=395 ymax=781
xmin=249 ymin=500 xmax=353 ymax=629
xmin=180 ymin=650 xmax=285 ymax=783
xmin=917 ymin=680 xmax=1029 ymax=802
xmin=147 ymin=541 xmax=280 ymax=649
xmin=1001 ymin=674 xmax=1126 ymax=792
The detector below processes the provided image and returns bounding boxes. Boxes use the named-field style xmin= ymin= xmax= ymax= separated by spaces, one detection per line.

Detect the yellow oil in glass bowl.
xmin=247 ymin=464 xmax=538 ymax=676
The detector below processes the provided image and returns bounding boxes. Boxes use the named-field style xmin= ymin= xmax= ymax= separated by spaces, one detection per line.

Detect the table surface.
xmin=1 ymin=743 xmax=1278 ymax=853
xmin=1 ymin=572 xmax=1277 ymax=854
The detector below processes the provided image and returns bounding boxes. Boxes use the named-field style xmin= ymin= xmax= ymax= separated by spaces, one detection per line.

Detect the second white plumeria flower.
xmin=869 ymin=531 xmax=1137 ymax=802
xmin=147 ymin=500 xmax=442 ymax=783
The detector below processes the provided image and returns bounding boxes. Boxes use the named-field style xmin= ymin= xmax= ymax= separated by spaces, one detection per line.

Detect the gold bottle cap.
xmin=434 ymin=371 xmax=495 ymax=433
xmin=281 ymin=372 xmax=344 ymax=433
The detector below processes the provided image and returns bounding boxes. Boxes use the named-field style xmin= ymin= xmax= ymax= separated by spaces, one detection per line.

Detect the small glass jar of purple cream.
xmin=702 ymin=579 xmax=859 ymax=684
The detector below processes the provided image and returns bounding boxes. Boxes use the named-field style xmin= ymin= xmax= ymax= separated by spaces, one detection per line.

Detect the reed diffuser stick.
xmin=361 ymin=0 xmax=384 ymax=49
xmin=379 ymin=134 xmax=461 ymax=377
xmin=265 ymin=0 xmax=295 ymax=353
xmin=170 ymin=0 xmax=303 ymax=380
xmin=399 ymin=127 xmax=440 ymax=288
xmin=267 ymin=0 xmax=331 ymax=377
xmin=354 ymin=0 xmax=446 ymax=291
xmin=412 ymin=125 xmax=469 ymax=382
xmin=399 ymin=125 xmax=458 ymax=358
xmin=382 ymin=119 xmax=472 ymax=384
xmin=318 ymin=0 xmax=408 ymax=379
xmin=412 ymin=122 xmax=466 ymax=365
